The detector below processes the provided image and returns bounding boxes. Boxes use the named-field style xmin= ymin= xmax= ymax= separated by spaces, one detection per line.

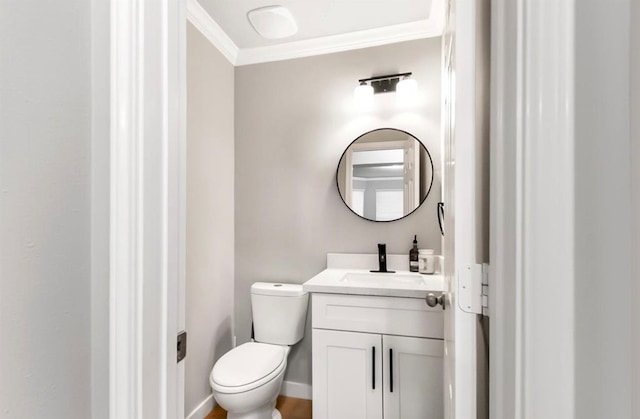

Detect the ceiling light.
xmin=247 ymin=6 xmax=298 ymax=39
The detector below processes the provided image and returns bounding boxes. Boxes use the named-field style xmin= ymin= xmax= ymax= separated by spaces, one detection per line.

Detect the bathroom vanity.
xmin=303 ymin=254 xmax=445 ymax=419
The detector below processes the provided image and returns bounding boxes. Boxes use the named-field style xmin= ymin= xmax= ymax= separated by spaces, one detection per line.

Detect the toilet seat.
xmin=210 ymin=342 xmax=287 ymax=394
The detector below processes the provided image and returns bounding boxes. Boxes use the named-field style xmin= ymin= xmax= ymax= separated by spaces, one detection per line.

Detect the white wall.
xmin=574 ymin=1 xmax=632 ymax=418
xmin=235 ymin=38 xmax=442 ymax=388
xmin=186 ymin=22 xmax=235 ymax=418
xmin=0 ymin=1 xmax=92 ymax=418
xmin=631 ymin=0 xmax=640 ymax=416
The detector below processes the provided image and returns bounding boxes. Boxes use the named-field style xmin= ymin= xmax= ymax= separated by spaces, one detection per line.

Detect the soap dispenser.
xmin=409 ymin=235 xmax=419 ymax=272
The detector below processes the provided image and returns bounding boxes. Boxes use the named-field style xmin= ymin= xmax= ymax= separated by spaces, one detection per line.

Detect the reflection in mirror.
xmin=336 ymin=128 xmax=433 ymax=222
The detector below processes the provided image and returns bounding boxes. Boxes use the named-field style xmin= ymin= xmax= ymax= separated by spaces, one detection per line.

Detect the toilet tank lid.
xmin=251 ymin=282 xmax=307 ymax=297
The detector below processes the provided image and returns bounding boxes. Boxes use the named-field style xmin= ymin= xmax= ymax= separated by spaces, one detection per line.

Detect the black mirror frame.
xmin=335 ymin=127 xmax=434 ymax=223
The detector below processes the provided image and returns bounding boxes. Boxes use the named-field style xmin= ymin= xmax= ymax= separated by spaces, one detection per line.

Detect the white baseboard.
xmin=185 ymin=393 xmax=216 ymax=419
xmin=185 ymin=381 xmax=309 ymax=418
xmin=280 ymin=380 xmax=312 ymax=400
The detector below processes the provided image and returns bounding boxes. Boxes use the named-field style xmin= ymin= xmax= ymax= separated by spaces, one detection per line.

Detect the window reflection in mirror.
xmin=336 ymin=128 xmax=433 ymax=222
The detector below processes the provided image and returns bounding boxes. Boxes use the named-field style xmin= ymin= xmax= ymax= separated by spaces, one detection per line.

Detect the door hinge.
xmin=481 ymin=263 xmax=489 ymax=316
xmin=458 ymin=263 xmax=489 ymax=316
xmin=177 ymin=330 xmax=187 ymax=363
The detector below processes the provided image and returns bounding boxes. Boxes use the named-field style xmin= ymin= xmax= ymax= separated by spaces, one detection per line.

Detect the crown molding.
xmin=235 ymin=19 xmax=443 ymax=66
xmin=187 ymin=0 xmax=443 ymax=67
xmin=186 ymin=0 xmax=239 ymax=65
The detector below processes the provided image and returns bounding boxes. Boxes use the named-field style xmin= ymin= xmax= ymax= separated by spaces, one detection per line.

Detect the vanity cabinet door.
xmin=312 ymin=329 xmax=383 ymax=419
xmin=383 ymin=335 xmax=444 ymax=419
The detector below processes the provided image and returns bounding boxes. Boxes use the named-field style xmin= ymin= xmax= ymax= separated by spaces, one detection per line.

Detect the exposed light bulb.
xmin=354 ymin=82 xmax=373 ymax=111
xmin=396 ymin=77 xmax=418 ymax=107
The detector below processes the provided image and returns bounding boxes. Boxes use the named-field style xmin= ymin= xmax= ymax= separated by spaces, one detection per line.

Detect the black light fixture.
xmin=354 ymin=72 xmax=417 ymax=110
xmin=358 ymin=72 xmax=412 ymax=94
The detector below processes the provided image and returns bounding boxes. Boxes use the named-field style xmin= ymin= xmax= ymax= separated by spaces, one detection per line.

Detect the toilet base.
xmin=227 ymin=407 xmax=280 ymax=419
xmin=226 ymin=399 xmax=280 ymax=419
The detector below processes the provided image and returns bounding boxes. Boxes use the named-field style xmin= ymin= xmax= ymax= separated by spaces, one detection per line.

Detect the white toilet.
xmin=210 ymin=282 xmax=309 ymax=419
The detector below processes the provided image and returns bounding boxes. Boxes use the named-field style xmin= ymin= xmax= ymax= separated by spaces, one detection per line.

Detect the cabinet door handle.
xmin=389 ymin=348 xmax=394 ymax=393
xmin=372 ymin=346 xmax=376 ymax=390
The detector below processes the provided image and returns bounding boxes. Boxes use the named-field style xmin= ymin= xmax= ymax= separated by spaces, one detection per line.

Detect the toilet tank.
xmin=251 ymin=282 xmax=309 ymax=345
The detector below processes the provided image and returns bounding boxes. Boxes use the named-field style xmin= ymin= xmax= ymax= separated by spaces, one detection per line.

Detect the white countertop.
xmin=302 ymin=268 xmax=444 ymax=299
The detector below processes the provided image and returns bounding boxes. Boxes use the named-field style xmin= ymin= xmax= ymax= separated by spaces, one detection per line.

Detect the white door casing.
xmin=517 ymin=0 xmax=576 ymax=417
xmin=490 ymin=1 xmax=576 ymax=418
xmin=109 ymin=0 xmax=186 ymax=418
xmin=403 ymin=138 xmax=420 ymax=213
xmin=345 ymin=147 xmax=354 ymax=208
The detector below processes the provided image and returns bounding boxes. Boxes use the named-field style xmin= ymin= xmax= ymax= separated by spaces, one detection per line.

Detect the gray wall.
xmin=574 ymin=1 xmax=632 ymax=418
xmin=631 ymin=0 xmax=640 ymax=416
xmin=186 ymin=22 xmax=235 ymax=415
xmin=235 ymin=38 xmax=441 ymax=387
xmin=0 ymin=1 xmax=92 ymax=417
xmin=91 ymin=0 xmax=111 ymax=417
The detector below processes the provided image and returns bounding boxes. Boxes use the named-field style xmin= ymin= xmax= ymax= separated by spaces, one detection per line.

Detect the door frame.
xmin=490 ymin=0 xmax=576 ymax=418
xmin=109 ymin=0 xmax=186 ymax=418
xmin=344 ymin=139 xmax=416 ymax=218
xmin=104 ymin=0 xmax=582 ymax=418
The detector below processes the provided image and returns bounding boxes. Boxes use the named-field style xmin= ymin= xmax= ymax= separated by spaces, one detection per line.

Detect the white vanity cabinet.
xmin=311 ymin=293 xmax=444 ymax=419
xmin=383 ymin=335 xmax=444 ymax=419
xmin=312 ymin=329 xmax=383 ymax=419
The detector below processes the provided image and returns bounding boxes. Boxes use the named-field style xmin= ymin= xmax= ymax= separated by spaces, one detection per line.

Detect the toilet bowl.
xmin=209 ymin=282 xmax=308 ymax=419
xmin=210 ymin=343 xmax=290 ymax=419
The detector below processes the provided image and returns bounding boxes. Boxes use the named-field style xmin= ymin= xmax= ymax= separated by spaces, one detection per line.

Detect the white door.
xmin=383 ymin=335 xmax=444 ymax=419
xmin=312 ymin=329 xmax=383 ymax=419
xmin=441 ymin=0 xmax=490 ymax=418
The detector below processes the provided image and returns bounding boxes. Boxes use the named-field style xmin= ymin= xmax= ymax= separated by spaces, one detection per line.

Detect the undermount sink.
xmin=339 ymin=272 xmax=425 ymax=286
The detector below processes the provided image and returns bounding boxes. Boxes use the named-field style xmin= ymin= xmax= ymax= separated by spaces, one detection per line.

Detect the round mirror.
xmin=336 ymin=128 xmax=434 ymax=222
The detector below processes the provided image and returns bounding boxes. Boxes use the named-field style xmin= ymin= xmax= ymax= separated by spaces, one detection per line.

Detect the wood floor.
xmin=205 ymin=396 xmax=312 ymax=419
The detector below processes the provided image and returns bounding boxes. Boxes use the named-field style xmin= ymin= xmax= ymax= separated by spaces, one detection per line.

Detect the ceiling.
xmin=198 ymin=0 xmax=435 ymax=49
xmin=190 ymin=0 xmax=444 ymax=65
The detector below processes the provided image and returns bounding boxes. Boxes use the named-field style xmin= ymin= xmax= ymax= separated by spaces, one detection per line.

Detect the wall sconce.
xmin=353 ymin=72 xmax=417 ymax=110
xmin=353 ymin=81 xmax=374 ymax=111
xmin=396 ymin=75 xmax=418 ymax=107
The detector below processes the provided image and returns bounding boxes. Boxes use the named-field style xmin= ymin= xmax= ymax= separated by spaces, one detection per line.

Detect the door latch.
xmin=177 ymin=331 xmax=187 ymax=363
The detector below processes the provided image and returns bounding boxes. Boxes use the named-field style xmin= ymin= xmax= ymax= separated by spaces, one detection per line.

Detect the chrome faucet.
xmin=370 ymin=243 xmax=395 ymax=273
